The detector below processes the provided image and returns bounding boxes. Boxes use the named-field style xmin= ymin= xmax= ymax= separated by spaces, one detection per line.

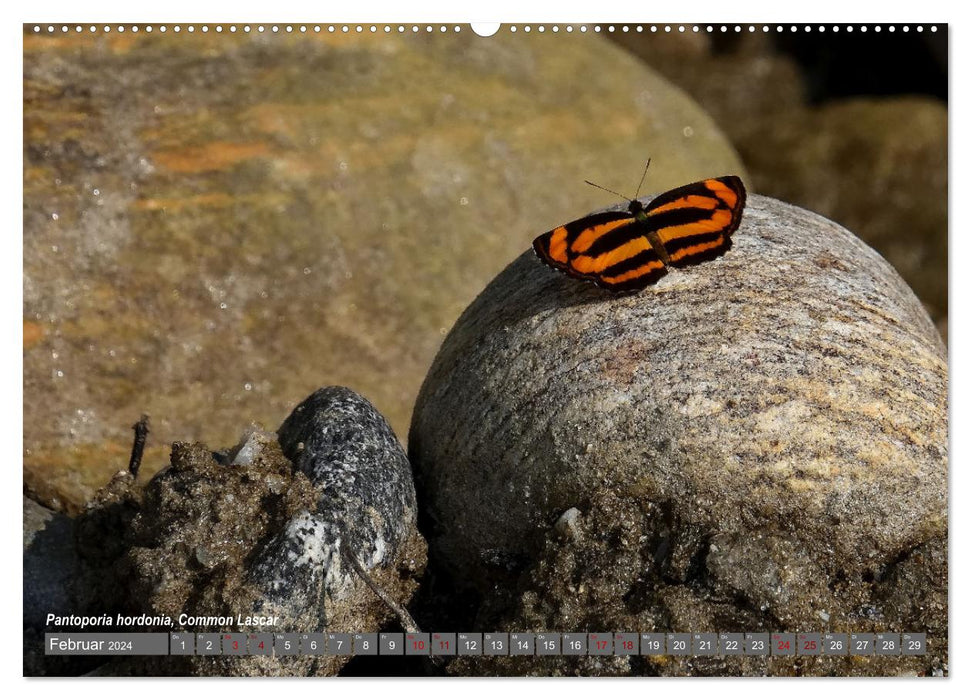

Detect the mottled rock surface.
xmin=276 ymin=387 xmax=419 ymax=570
xmin=410 ymin=194 xmax=947 ymax=676
xmin=23 ymin=28 xmax=745 ymax=512
xmin=61 ymin=387 xmax=425 ymax=676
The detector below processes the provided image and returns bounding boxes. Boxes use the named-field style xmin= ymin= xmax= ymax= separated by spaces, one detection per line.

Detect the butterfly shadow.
xmin=462 ymin=251 xmax=621 ymax=334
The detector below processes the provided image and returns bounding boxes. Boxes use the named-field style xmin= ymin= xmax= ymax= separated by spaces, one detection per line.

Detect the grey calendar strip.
xmin=46 ymin=631 xmax=927 ymax=657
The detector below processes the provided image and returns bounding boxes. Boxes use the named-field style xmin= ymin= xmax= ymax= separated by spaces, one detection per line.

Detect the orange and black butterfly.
xmin=532 ymin=170 xmax=746 ymax=292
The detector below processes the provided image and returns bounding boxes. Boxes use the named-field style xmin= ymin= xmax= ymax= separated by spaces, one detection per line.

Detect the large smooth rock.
xmin=410 ymin=194 xmax=947 ymax=676
xmin=23 ymin=28 xmax=745 ymax=512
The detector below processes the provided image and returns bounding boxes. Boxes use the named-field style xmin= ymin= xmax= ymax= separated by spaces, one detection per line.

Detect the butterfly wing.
xmin=533 ymin=210 xmax=666 ymax=291
xmin=533 ymin=176 xmax=745 ymax=292
xmin=642 ymin=175 xmax=746 ymax=268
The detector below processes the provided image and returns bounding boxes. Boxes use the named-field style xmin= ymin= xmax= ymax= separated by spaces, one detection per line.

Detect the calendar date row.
xmin=47 ymin=631 xmax=926 ymax=657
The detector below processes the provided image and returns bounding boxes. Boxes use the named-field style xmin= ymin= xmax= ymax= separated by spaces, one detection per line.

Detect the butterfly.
xmin=532 ymin=169 xmax=746 ymax=292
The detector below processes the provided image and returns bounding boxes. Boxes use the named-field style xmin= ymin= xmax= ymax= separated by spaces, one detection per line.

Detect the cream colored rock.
xmin=23 ymin=30 xmax=745 ymax=511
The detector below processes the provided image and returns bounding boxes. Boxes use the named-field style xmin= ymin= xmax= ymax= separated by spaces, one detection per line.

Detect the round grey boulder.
xmin=410 ymin=194 xmax=947 ymax=675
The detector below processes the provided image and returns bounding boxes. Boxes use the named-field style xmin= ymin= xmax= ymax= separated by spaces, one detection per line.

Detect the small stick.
xmin=340 ymin=537 xmax=421 ymax=634
xmin=127 ymin=415 xmax=150 ymax=478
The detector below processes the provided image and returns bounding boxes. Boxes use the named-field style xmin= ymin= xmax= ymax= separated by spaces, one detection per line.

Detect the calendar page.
xmin=21 ymin=12 xmax=948 ymax=681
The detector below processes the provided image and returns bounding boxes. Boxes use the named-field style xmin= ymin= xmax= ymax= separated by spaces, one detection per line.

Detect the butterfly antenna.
xmin=584 ymin=180 xmax=631 ymax=201
xmin=633 ymin=158 xmax=652 ymax=201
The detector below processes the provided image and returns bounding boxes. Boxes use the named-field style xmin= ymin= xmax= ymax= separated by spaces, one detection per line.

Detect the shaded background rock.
xmin=23 ymin=28 xmax=745 ymax=512
xmin=23 ymin=498 xmax=77 ymax=633
xmin=23 ymin=497 xmax=87 ymax=676
xmin=409 ymin=195 xmax=947 ymax=676
xmin=60 ymin=387 xmax=425 ymax=676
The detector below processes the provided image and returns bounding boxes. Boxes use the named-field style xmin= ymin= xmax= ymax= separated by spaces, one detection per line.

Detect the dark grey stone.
xmin=250 ymin=386 xmax=420 ymax=621
xmin=278 ymin=386 xmax=417 ymax=569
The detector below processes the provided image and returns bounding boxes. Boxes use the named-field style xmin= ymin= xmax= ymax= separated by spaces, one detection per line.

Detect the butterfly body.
xmin=627 ymin=199 xmax=673 ymax=266
xmin=533 ymin=176 xmax=746 ymax=292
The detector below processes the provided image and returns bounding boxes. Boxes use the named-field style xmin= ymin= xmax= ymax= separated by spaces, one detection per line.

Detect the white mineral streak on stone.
xmin=286 ymin=512 xmax=333 ymax=570
xmin=369 ymin=535 xmax=388 ymax=568
xmin=254 ymin=512 xmax=342 ymax=596
xmin=323 ymin=535 xmax=350 ymax=596
xmin=554 ymin=507 xmax=581 ymax=540
xmin=228 ymin=427 xmax=278 ymax=466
